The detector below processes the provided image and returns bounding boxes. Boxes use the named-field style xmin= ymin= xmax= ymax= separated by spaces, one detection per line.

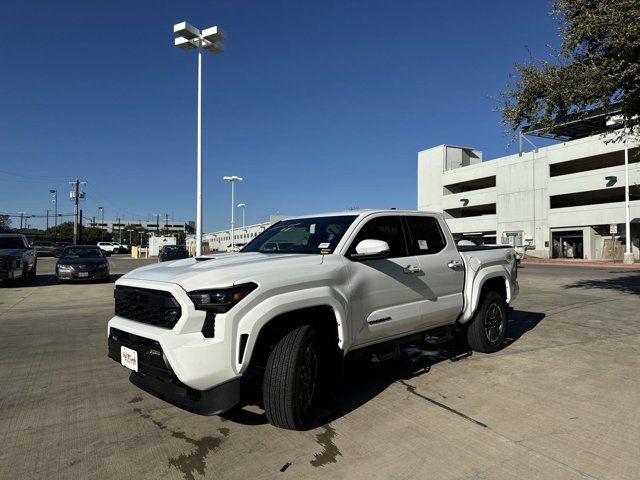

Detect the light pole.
xmin=223 ymin=176 xmax=243 ymax=250
xmin=237 ymin=203 xmax=246 ymax=228
xmin=49 ymin=189 xmax=58 ymax=238
xmin=174 ymin=21 xmax=226 ymax=257
xmin=98 ymin=207 xmax=104 ymax=240
xmin=607 ymin=116 xmax=634 ymax=263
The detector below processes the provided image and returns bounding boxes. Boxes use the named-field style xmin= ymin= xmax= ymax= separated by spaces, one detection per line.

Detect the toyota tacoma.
xmin=108 ymin=210 xmax=518 ymax=430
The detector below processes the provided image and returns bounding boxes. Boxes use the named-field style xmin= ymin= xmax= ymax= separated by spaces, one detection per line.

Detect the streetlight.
xmin=223 ymin=176 xmax=242 ymax=251
xmin=173 ymin=21 xmax=226 ymax=257
xmin=98 ymin=207 xmax=104 ymax=240
xmin=237 ymin=203 xmax=246 ymax=228
xmin=607 ymin=115 xmax=634 ymax=264
xmin=49 ymin=189 xmax=58 ymax=239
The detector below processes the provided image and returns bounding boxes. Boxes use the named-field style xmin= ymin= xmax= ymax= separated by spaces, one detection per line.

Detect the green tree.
xmin=0 ymin=214 xmax=11 ymax=232
xmin=499 ymin=0 xmax=640 ymax=136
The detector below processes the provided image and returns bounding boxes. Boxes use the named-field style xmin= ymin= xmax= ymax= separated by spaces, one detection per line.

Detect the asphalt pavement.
xmin=1 ymin=257 xmax=639 ymax=480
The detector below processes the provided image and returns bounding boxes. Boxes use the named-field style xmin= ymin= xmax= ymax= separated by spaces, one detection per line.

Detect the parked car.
xmin=56 ymin=245 xmax=110 ymax=283
xmin=111 ymin=242 xmax=130 ymax=253
xmin=0 ymin=234 xmax=37 ymax=285
xmin=97 ymin=242 xmax=128 ymax=254
xmin=108 ymin=210 xmax=518 ymax=430
xmin=31 ymin=240 xmax=63 ymax=257
xmin=158 ymin=245 xmax=189 ymax=262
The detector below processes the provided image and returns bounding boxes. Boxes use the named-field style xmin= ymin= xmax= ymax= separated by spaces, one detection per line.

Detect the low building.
xmin=418 ymin=114 xmax=639 ymax=260
xmin=92 ymin=219 xmax=195 ymax=234
xmin=188 ymin=215 xmax=288 ymax=253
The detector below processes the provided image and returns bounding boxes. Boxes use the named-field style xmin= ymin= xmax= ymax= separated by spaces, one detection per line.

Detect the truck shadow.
xmin=564 ymin=273 xmax=640 ymax=295
xmin=223 ymin=309 xmax=545 ymax=430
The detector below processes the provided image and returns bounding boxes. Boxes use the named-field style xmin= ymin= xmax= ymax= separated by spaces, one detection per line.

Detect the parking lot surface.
xmin=1 ymin=257 xmax=639 ymax=479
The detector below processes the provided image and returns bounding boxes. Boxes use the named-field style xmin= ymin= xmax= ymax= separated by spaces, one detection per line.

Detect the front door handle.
xmin=448 ymin=260 xmax=463 ymax=270
xmin=403 ymin=265 xmax=422 ymax=274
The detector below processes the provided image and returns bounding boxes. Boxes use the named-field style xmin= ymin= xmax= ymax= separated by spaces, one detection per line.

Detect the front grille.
xmin=0 ymin=256 xmax=13 ymax=270
xmin=114 ymin=286 xmax=181 ymax=329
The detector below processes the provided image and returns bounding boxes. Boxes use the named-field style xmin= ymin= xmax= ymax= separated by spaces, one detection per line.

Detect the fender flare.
xmin=234 ymin=286 xmax=348 ymax=374
xmin=460 ymin=266 xmax=511 ymax=323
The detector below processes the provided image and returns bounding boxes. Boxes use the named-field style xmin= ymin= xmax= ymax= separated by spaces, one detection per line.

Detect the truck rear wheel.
xmin=467 ymin=291 xmax=507 ymax=353
xmin=262 ymin=324 xmax=321 ymax=430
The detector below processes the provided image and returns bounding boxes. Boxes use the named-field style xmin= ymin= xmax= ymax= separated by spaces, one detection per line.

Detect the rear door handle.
xmin=403 ymin=265 xmax=422 ymax=274
xmin=448 ymin=260 xmax=463 ymax=269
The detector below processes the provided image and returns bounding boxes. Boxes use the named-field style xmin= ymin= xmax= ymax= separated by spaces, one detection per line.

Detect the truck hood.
xmin=121 ymin=252 xmax=325 ymax=291
xmin=0 ymin=249 xmax=25 ymax=257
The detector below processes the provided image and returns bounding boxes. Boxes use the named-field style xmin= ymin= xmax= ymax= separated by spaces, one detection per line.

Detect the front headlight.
xmin=188 ymin=282 xmax=258 ymax=313
xmin=57 ymin=265 xmax=71 ymax=272
xmin=97 ymin=263 xmax=109 ymax=269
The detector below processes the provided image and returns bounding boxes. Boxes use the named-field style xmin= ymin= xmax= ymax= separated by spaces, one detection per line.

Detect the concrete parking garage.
xmin=1 ymin=257 xmax=639 ymax=480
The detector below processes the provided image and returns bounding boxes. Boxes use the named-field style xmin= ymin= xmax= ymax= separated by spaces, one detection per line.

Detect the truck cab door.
xmin=403 ymin=215 xmax=464 ymax=329
xmin=345 ymin=215 xmax=428 ymax=348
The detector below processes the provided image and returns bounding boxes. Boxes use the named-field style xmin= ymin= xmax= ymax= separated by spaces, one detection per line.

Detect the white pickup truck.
xmin=108 ymin=210 xmax=518 ymax=430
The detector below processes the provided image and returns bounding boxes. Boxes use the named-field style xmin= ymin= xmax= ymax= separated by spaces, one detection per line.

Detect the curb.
xmin=521 ymin=259 xmax=639 ymax=269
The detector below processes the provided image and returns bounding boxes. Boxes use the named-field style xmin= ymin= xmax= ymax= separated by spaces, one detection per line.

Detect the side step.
xmin=423 ymin=327 xmax=453 ymax=346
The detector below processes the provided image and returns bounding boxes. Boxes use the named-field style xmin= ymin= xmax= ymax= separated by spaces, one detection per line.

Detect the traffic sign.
xmin=610 ymin=224 xmax=618 ymax=234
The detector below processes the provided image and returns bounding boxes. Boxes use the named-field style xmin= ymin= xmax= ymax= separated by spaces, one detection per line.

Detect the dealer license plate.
xmin=121 ymin=346 xmax=138 ymax=371
xmin=78 ymin=272 xmax=89 ymax=278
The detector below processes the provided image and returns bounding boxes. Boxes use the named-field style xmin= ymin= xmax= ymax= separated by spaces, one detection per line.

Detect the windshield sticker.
xmin=418 ymin=239 xmax=429 ymax=250
xmin=318 ymin=242 xmax=331 ymax=249
xmin=320 ymin=248 xmax=332 ymax=254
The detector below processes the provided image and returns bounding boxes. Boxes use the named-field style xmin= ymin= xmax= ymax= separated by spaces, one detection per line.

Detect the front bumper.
xmin=57 ymin=268 xmax=109 ymax=281
xmin=108 ymin=327 xmax=240 ymax=415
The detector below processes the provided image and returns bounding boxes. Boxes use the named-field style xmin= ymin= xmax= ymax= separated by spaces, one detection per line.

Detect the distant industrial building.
xmin=92 ymin=219 xmax=195 ymax=234
xmin=418 ymin=112 xmax=639 ymax=261
xmin=188 ymin=215 xmax=288 ymax=252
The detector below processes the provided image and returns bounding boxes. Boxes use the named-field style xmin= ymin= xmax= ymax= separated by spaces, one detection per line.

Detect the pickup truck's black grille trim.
xmin=114 ymin=285 xmax=181 ymax=329
xmin=201 ymin=312 xmax=216 ymax=338
xmin=0 ymin=256 xmax=14 ymax=270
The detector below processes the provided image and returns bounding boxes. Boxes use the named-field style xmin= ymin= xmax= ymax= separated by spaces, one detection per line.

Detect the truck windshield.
xmin=0 ymin=237 xmax=24 ymax=249
xmin=242 ymin=216 xmax=358 ymax=254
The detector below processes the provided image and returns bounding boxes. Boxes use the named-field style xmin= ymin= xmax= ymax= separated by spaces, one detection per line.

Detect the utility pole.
xmin=79 ymin=209 xmax=83 ymax=244
xmin=165 ymin=213 xmax=169 ymax=233
xmin=155 ymin=213 xmax=160 ymax=234
xmin=19 ymin=212 xmax=26 ymax=229
xmin=50 ymin=190 xmax=58 ymax=240
xmin=46 ymin=210 xmax=50 ymax=231
xmin=117 ymin=216 xmax=122 ymax=243
xmin=70 ymin=179 xmax=86 ymax=245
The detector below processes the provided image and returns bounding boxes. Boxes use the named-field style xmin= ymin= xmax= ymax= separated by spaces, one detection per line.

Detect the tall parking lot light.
xmin=607 ymin=116 xmax=633 ymax=263
xmin=174 ymin=21 xmax=226 ymax=257
xmin=237 ymin=203 xmax=246 ymax=228
xmin=49 ymin=189 xmax=58 ymax=238
xmin=223 ymin=176 xmax=242 ymax=250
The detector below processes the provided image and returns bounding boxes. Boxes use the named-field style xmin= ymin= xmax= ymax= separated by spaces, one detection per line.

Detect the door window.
xmin=347 ymin=216 xmax=408 ymax=258
xmin=404 ymin=216 xmax=446 ymax=255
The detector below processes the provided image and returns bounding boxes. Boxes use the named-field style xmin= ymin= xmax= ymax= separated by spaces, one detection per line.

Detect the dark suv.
xmin=31 ymin=240 xmax=63 ymax=257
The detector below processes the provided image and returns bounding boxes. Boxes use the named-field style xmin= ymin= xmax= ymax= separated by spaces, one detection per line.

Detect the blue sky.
xmin=0 ymin=0 xmax=559 ymax=231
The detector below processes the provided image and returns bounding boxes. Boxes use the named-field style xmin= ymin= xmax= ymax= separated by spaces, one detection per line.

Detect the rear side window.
xmin=347 ymin=216 xmax=408 ymax=258
xmin=404 ymin=216 xmax=446 ymax=255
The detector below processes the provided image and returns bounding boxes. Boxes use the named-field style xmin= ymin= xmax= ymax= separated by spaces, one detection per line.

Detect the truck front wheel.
xmin=467 ymin=291 xmax=507 ymax=353
xmin=262 ymin=324 xmax=321 ymax=430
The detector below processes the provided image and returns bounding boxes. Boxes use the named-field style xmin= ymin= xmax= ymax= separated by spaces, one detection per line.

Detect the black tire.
xmin=466 ymin=291 xmax=508 ymax=353
xmin=18 ymin=262 xmax=29 ymax=286
xmin=28 ymin=260 xmax=37 ymax=277
xmin=53 ymin=249 xmax=62 ymax=258
xmin=263 ymin=324 xmax=322 ymax=430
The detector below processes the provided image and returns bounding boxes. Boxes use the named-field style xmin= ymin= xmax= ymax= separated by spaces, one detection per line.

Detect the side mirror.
xmin=103 ymin=250 xmax=112 ymax=257
xmin=350 ymin=239 xmax=390 ymax=261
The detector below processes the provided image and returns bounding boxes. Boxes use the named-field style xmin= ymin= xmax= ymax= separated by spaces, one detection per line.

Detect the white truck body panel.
xmin=108 ymin=210 xmax=518 ymax=405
